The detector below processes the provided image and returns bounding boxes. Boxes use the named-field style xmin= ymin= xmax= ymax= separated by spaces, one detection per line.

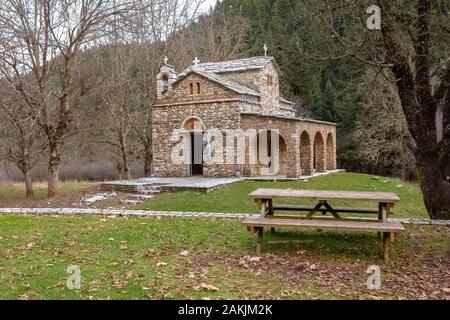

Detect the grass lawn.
xmin=0 ymin=215 xmax=448 ymax=299
xmin=0 ymin=181 xmax=95 ymax=201
xmin=135 ymin=172 xmax=428 ymax=219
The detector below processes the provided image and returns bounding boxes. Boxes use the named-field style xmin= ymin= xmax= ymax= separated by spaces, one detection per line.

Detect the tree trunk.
xmin=23 ymin=170 xmax=33 ymax=197
xmin=416 ymin=149 xmax=450 ymax=220
xmin=47 ymin=144 xmax=61 ymax=197
xmin=143 ymin=143 xmax=152 ymax=177
xmin=118 ymin=135 xmax=132 ymax=180
xmin=124 ymin=164 xmax=131 ymax=180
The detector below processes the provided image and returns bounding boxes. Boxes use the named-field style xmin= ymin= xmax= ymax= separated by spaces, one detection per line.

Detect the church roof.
xmin=178 ymin=56 xmax=274 ymax=77
xmin=240 ymin=112 xmax=337 ymax=126
xmin=174 ymin=56 xmax=293 ymax=105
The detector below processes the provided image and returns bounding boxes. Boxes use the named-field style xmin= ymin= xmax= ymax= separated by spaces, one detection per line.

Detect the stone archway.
xmin=300 ymin=130 xmax=312 ymax=176
xmin=257 ymin=129 xmax=288 ymax=176
xmin=276 ymin=134 xmax=288 ymax=176
xmin=326 ymin=133 xmax=335 ymax=170
xmin=313 ymin=132 xmax=326 ymax=173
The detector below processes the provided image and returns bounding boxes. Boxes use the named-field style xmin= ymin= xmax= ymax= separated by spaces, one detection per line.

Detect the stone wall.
xmin=152 ymin=101 xmax=243 ymax=178
xmin=259 ymin=62 xmax=280 ymax=113
xmin=220 ymin=61 xmax=280 ymax=114
xmin=220 ymin=69 xmax=261 ymax=91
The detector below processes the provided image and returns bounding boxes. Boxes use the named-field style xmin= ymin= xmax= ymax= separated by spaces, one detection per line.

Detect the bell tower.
xmin=156 ymin=56 xmax=177 ymax=99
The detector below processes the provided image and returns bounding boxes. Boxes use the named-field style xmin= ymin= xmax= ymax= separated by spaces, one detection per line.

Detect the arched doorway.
xmin=257 ymin=130 xmax=287 ymax=176
xmin=300 ymin=131 xmax=312 ymax=176
xmin=313 ymin=132 xmax=326 ymax=172
xmin=326 ymin=133 xmax=335 ymax=170
xmin=183 ymin=117 xmax=204 ymax=176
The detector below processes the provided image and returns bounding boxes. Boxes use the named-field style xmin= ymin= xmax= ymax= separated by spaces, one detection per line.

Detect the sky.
xmin=198 ymin=0 xmax=219 ymax=13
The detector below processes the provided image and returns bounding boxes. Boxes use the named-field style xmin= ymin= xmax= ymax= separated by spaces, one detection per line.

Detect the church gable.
xmin=160 ymin=72 xmax=242 ymax=104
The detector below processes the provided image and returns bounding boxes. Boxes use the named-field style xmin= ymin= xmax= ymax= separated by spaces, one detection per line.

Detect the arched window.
xmin=196 ymin=82 xmax=201 ymax=94
xmin=189 ymin=83 xmax=194 ymax=95
xmin=183 ymin=117 xmax=203 ymax=131
xmin=266 ymin=75 xmax=273 ymax=86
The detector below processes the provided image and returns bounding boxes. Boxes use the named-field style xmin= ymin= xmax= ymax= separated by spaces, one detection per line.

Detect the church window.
xmin=190 ymin=83 xmax=194 ymax=95
xmin=196 ymin=82 xmax=201 ymax=94
xmin=184 ymin=118 xmax=203 ymax=131
xmin=161 ymin=74 xmax=169 ymax=93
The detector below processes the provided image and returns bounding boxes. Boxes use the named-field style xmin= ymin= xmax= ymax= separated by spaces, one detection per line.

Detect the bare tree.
xmin=97 ymin=0 xmax=207 ymax=177
xmin=168 ymin=3 xmax=250 ymax=64
xmin=0 ymin=88 xmax=44 ymax=196
xmin=0 ymin=0 xmax=133 ymax=197
xmin=96 ymin=45 xmax=136 ymax=180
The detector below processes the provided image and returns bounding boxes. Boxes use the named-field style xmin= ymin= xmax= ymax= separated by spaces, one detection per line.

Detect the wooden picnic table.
xmin=249 ymin=188 xmax=400 ymax=222
xmin=244 ymin=188 xmax=404 ymax=260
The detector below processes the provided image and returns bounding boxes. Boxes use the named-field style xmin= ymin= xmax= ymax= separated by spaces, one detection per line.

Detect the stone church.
xmin=152 ymin=55 xmax=336 ymax=178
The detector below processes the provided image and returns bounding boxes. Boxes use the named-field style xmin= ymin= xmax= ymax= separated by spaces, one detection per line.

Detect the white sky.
xmin=198 ymin=0 xmax=219 ymax=13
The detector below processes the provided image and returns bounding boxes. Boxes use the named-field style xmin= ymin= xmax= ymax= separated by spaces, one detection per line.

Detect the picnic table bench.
xmin=242 ymin=188 xmax=405 ymax=260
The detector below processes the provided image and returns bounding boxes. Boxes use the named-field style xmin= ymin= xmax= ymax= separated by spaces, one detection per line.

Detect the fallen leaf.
xmin=199 ymin=283 xmax=219 ymax=291
xmin=18 ymin=293 xmax=30 ymax=300
xmin=180 ymin=250 xmax=190 ymax=256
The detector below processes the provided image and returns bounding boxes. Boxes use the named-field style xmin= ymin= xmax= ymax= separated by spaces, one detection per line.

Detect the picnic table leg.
xmin=305 ymin=201 xmax=325 ymax=219
xmin=268 ymin=199 xmax=275 ymax=233
xmin=260 ymin=200 xmax=267 ymax=218
xmin=377 ymin=203 xmax=387 ymax=240
xmin=379 ymin=202 xmax=388 ymax=221
xmin=382 ymin=232 xmax=390 ymax=261
xmin=256 ymin=227 xmax=264 ymax=256
xmin=322 ymin=200 xmax=341 ymax=219
xmin=390 ymin=232 xmax=395 ymax=242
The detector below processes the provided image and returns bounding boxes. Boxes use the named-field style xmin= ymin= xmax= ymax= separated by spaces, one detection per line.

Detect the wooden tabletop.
xmin=249 ymin=188 xmax=400 ymax=203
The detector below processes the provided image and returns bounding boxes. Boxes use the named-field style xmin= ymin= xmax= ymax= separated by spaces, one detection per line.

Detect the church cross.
xmin=163 ymin=56 xmax=168 ymax=65
xmin=263 ymin=44 xmax=268 ymax=56
xmin=193 ymin=56 xmax=200 ymax=65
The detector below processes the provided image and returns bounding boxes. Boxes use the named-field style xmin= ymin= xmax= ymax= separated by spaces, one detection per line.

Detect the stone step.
xmin=128 ymin=194 xmax=154 ymax=200
xmin=121 ymin=199 xmax=143 ymax=204
xmin=138 ymin=189 xmax=161 ymax=195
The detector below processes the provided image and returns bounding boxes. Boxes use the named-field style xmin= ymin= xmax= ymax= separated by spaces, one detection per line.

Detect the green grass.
xmin=0 ymin=216 xmax=266 ymax=299
xmin=0 ymin=181 xmax=95 ymax=200
xmin=135 ymin=172 xmax=428 ymax=219
xmin=0 ymin=215 xmax=447 ymax=299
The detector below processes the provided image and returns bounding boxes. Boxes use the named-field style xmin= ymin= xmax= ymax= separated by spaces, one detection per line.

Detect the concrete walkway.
xmin=101 ymin=177 xmax=242 ymax=193
xmin=100 ymin=169 xmax=346 ymax=192
xmin=0 ymin=207 xmax=449 ymax=225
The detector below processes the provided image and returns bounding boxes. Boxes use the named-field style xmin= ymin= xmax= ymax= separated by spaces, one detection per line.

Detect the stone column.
xmin=287 ymin=134 xmax=301 ymax=178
